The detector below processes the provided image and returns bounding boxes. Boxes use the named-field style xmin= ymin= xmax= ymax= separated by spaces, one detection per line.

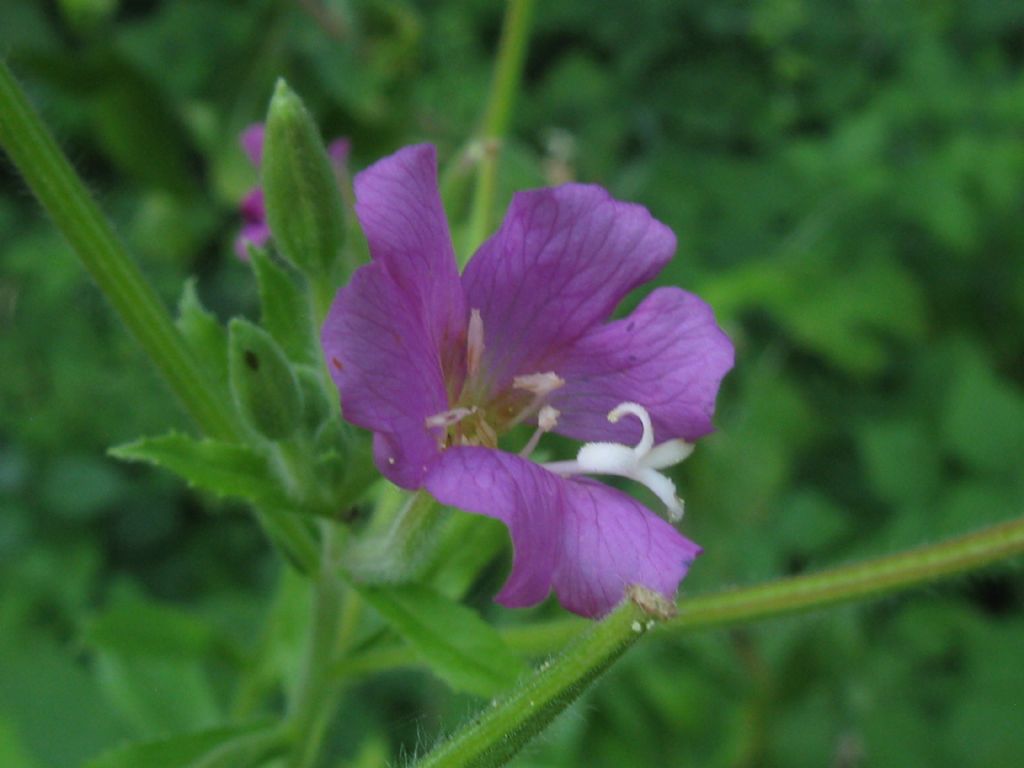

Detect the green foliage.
xmin=2 ymin=0 xmax=1024 ymax=766
xmin=110 ymin=433 xmax=290 ymax=509
xmin=357 ymin=583 xmax=527 ymax=697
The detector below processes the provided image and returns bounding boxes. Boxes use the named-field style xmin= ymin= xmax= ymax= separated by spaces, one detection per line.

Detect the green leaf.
xmin=175 ymin=280 xmax=229 ymax=393
xmin=109 ymin=432 xmax=289 ymax=508
xmin=228 ymin=318 xmax=303 ymax=440
xmin=83 ymin=722 xmax=274 ymax=768
xmin=0 ymin=717 xmax=43 ymax=768
xmin=263 ymin=79 xmax=346 ymax=278
xmin=356 ymin=583 xmax=526 ymax=697
xmin=83 ymin=597 xmax=232 ymax=662
xmin=251 ymin=249 xmax=316 ymax=365
xmin=94 ymin=654 xmax=220 ymax=736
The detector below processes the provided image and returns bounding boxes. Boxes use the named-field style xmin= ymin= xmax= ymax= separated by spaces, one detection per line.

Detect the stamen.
xmin=467 ymin=309 xmax=485 ymax=377
xmin=520 ymin=405 xmax=560 ymax=457
xmin=425 ymin=407 xmax=474 ymax=429
xmin=508 ymin=372 xmax=565 ymax=427
xmin=512 ymin=372 xmax=565 ymax=397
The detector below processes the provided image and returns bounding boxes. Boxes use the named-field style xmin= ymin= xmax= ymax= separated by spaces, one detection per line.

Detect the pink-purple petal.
xmin=551 ymin=287 xmax=734 ymax=444
xmin=425 ymin=447 xmax=699 ymax=617
xmin=553 ymin=477 xmax=700 ymax=617
xmin=321 ymin=263 xmax=449 ymax=488
xmin=354 ymin=144 xmax=466 ymax=356
xmin=240 ymin=123 xmax=265 ymax=167
xmin=462 ymin=185 xmax=676 ymax=388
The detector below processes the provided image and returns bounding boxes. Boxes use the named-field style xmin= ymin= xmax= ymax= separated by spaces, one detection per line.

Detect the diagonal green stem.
xmin=463 ymin=0 xmax=535 ymax=259
xmin=668 ymin=513 xmax=1024 ymax=631
xmin=0 ymin=60 xmax=239 ymax=441
xmin=0 ymin=61 xmax=318 ymax=566
xmin=407 ymin=515 xmax=1024 ymax=767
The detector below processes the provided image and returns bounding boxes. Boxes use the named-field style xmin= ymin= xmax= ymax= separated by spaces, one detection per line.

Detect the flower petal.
xmin=321 ymin=263 xmax=449 ymax=488
xmin=354 ymin=144 xmax=466 ymax=356
xmin=240 ymin=123 xmax=265 ymax=167
xmin=554 ymin=477 xmax=700 ymax=617
xmin=551 ymin=287 xmax=734 ymax=444
xmin=425 ymin=447 xmax=699 ymax=617
xmin=425 ymin=447 xmax=561 ymax=607
xmin=462 ymin=185 xmax=676 ymax=388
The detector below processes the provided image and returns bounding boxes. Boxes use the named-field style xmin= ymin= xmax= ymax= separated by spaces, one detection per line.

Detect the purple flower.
xmin=321 ymin=144 xmax=733 ymax=617
xmin=234 ymin=123 xmax=351 ymax=260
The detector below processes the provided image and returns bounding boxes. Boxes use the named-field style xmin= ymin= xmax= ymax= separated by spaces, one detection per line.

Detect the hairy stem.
xmin=287 ymin=523 xmax=346 ymax=768
xmin=0 ymin=61 xmax=239 ymax=442
xmin=406 ymin=515 xmax=1024 ymax=767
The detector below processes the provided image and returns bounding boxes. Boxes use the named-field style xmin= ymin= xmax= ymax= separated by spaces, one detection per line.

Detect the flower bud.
xmin=228 ymin=318 xmax=302 ymax=440
xmin=262 ymin=79 xmax=345 ymax=277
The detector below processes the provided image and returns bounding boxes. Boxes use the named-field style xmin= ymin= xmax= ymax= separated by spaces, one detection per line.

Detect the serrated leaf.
xmin=83 ymin=722 xmax=271 ymax=768
xmin=176 ymin=279 xmax=228 ymax=392
xmin=110 ymin=433 xmax=289 ymax=508
xmin=356 ymin=583 xmax=526 ymax=697
xmin=251 ymin=249 xmax=315 ymax=364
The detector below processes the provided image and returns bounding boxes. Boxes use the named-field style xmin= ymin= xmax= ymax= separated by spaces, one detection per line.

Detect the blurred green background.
xmin=2 ymin=1 xmax=1024 ymax=766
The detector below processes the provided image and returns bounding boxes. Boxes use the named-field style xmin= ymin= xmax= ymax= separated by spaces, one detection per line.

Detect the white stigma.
xmin=544 ymin=401 xmax=692 ymax=522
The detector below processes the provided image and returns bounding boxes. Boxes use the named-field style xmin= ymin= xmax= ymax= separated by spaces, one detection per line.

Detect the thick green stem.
xmin=288 ymin=523 xmax=346 ymax=768
xmin=405 ymin=516 xmax=1024 ymax=767
xmin=0 ymin=61 xmax=239 ymax=442
xmin=0 ymin=61 xmax=319 ymax=567
xmin=414 ymin=588 xmax=665 ymax=768
xmin=463 ymin=0 xmax=535 ymax=259
xmin=669 ymin=514 xmax=1024 ymax=631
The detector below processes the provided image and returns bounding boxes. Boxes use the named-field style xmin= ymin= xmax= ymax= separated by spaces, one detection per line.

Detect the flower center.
xmin=543 ymin=402 xmax=693 ymax=522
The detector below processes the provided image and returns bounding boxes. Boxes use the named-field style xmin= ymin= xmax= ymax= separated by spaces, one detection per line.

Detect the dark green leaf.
xmin=83 ymin=722 xmax=273 ymax=768
xmin=356 ymin=583 xmax=526 ymax=697
xmin=109 ymin=432 xmax=289 ymax=508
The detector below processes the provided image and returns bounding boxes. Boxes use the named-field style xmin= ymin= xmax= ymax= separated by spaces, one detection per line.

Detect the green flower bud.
xmin=228 ymin=318 xmax=302 ymax=440
xmin=262 ymin=79 xmax=345 ymax=278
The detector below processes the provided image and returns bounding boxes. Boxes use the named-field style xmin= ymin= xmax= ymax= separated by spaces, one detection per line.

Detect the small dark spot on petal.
xmin=628 ymin=354 xmax=637 ymax=363
xmin=244 ymin=350 xmax=260 ymax=371
xmin=332 ymin=356 xmax=344 ymax=371
xmin=626 ymin=321 xmax=636 ymax=332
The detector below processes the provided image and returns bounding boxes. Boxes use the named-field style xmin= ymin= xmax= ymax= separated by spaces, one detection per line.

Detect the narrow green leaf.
xmin=175 ymin=279 xmax=229 ymax=392
xmin=83 ymin=722 xmax=274 ymax=768
xmin=109 ymin=432 xmax=289 ymax=508
xmin=251 ymin=249 xmax=316 ymax=365
xmin=356 ymin=583 xmax=527 ymax=697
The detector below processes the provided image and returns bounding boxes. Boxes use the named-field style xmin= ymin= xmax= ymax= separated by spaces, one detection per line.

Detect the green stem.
xmin=416 ymin=590 xmax=662 ymax=768
xmin=0 ymin=61 xmax=319 ymax=569
xmin=463 ymin=0 xmax=535 ymax=260
xmin=669 ymin=514 xmax=1024 ymax=631
xmin=406 ymin=516 xmax=1024 ymax=767
xmin=0 ymin=61 xmax=239 ymax=442
xmin=287 ymin=523 xmax=346 ymax=768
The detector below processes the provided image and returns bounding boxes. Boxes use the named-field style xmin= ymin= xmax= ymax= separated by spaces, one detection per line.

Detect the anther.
xmin=520 ymin=405 xmax=560 ymax=457
xmin=425 ymin=407 xmax=474 ymax=430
